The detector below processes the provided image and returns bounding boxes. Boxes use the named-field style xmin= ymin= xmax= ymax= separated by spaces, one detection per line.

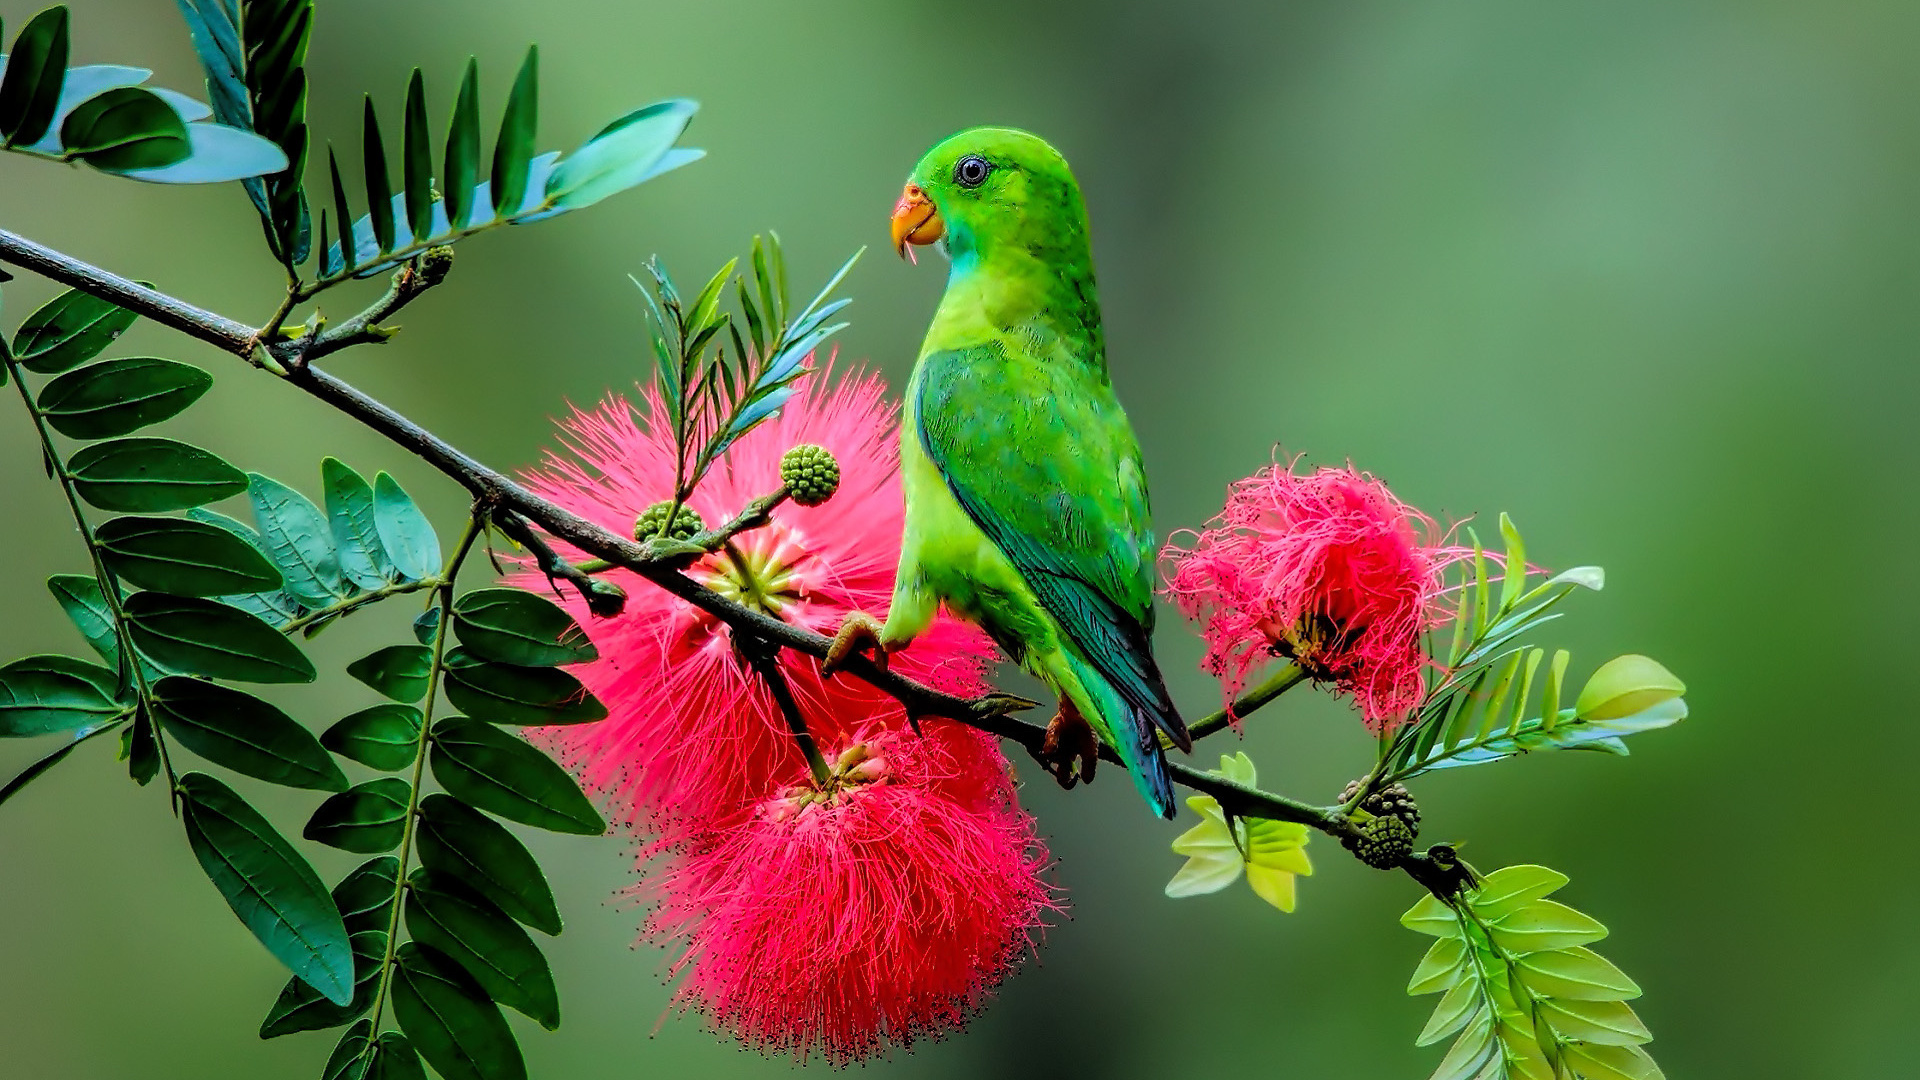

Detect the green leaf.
xmin=373 ymin=471 xmax=440 ymax=581
xmin=47 ymin=574 xmax=120 ymax=667
xmin=413 ymin=606 xmax=442 ymax=646
xmin=1515 ymin=946 xmax=1642 ymax=1001
xmin=1538 ymin=997 xmax=1652 ymax=1046
xmin=328 ymin=147 xmax=356 ymax=276
xmin=443 ymin=58 xmax=481 ymax=228
xmin=177 ymin=772 xmax=354 ymax=1005
xmin=59 ymin=87 xmax=190 ymax=171
xmin=259 ymin=928 xmax=385 ymax=1037
xmin=113 ymin=118 xmax=291 ymax=184
xmin=442 ymin=649 xmax=604 ymax=726
xmin=1575 ymin=654 xmax=1686 ymax=721
xmin=1416 ymin=979 xmax=1481 ymax=1047
xmin=322 ymin=704 xmax=422 ymax=771
xmin=332 ymin=855 xmax=401 ymax=935
xmin=390 ymin=942 xmax=527 ymax=1080
xmin=544 ymin=99 xmax=699 ymax=211
xmin=1429 ymin=1013 xmax=1498 ymax=1080
xmin=322 ymin=1020 xmax=374 ymax=1080
xmin=12 ymin=287 xmax=139 ymax=374
xmin=1487 ymin=899 xmax=1609 ymax=954
xmin=1561 ymin=1042 xmax=1666 ymax=1080
xmin=171 ymin=0 xmax=250 ymax=131
xmin=305 ymin=777 xmax=412 ymax=853
xmin=152 ymin=676 xmax=345 ymax=790
xmin=0 ymin=654 xmax=123 ymax=737
xmin=1401 ymin=893 xmax=1464 ymax=938
xmin=452 ymin=588 xmax=597 ymax=666
xmin=126 ymin=708 xmax=158 ymax=784
xmin=490 ymin=47 xmax=538 ymax=215
xmin=364 ymin=1032 xmax=430 ymax=1080
xmin=1468 ymin=865 xmax=1569 ymax=921
xmin=406 ymin=869 xmax=559 ymax=1029
xmin=362 ymin=96 xmax=395 ymax=254
xmin=1496 ymin=511 xmax=1527 ymax=615
xmin=402 ymin=69 xmax=432 ymax=241
xmin=96 ymin=515 xmax=283 ymax=596
xmin=68 ymin=437 xmax=248 ymax=512
xmin=247 ymin=472 xmax=346 ymax=604
xmin=322 ymin=457 xmax=397 ymax=589
xmin=37 ymin=356 xmax=213 ymax=438
xmin=1164 ymin=801 xmax=1244 ymax=899
xmin=0 ymin=716 xmax=124 ymax=808
xmin=1408 ymin=935 xmax=1469 ymax=995
xmin=416 ymin=794 xmax=560 ymax=935
xmin=429 ymin=719 xmax=603 ymax=835
xmin=347 ymin=644 xmax=432 ymax=702
xmin=0 ymin=6 xmax=70 ymax=146
xmin=123 ymin=592 xmax=316 ymax=683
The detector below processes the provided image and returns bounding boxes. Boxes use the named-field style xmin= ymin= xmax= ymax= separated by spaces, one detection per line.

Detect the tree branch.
xmin=0 ymin=227 xmax=1365 ymax=850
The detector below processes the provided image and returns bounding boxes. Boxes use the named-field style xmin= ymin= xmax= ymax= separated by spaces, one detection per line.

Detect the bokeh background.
xmin=3 ymin=1 xmax=1916 ymax=1077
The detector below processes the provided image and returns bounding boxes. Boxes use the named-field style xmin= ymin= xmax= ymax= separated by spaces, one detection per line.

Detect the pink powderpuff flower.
xmin=517 ymin=365 xmax=998 ymax=839
xmin=1161 ymin=459 xmax=1472 ymax=731
xmin=642 ymin=721 xmax=1057 ymax=1065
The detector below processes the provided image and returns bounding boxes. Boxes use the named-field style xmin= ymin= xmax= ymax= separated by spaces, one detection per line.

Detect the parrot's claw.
xmin=1039 ymin=701 xmax=1099 ymax=791
xmin=823 ymin=612 xmax=890 ymax=676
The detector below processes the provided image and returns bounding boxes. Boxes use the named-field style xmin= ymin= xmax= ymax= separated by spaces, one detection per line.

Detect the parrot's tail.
xmin=1062 ymin=651 xmax=1178 ymax=819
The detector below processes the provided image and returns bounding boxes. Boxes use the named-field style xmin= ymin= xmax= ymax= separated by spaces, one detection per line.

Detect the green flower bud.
xmin=780 ymin=443 xmax=841 ymax=507
xmin=634 ymin=500 xmax=705 ymax=542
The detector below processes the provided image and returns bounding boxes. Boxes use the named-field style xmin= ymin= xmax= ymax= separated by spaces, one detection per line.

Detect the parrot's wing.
xmin=915 ymin=343 xmax=1190 ymax=750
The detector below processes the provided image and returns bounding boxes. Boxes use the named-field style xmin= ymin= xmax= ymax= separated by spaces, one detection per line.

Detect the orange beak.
xmin=890 ymin=182 xmax=944 ymax=261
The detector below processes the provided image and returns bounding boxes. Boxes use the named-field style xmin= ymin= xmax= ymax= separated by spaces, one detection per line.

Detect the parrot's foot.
xmin=823 ymin=612 xmax=891 ymax=676
xmin=1039 ymin=700 xmax=1099 ymax=791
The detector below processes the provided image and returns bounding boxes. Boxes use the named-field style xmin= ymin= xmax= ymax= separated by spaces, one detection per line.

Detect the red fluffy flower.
xmin=643 ymin=723 xmax=1056 ymax=1064
xmin=1162 ymin=459 xmax=1470 ymax=730
xmin=519 ymin=367 xmax=993 ymax=838
xmin=517 ymin=366 xmax=1054 ymax=1060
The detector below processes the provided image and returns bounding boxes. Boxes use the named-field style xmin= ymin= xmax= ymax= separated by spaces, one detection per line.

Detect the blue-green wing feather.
xmin=914 ymin=344 xmax=1189 ymax=750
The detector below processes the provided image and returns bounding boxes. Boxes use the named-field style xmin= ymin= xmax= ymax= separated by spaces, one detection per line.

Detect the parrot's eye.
xmin=953 ymin=155 xmax=992 ymax=189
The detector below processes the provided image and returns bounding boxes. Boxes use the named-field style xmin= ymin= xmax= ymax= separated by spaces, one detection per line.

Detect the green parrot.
xmin=829 ymin=126 xmax=1191 ymax=818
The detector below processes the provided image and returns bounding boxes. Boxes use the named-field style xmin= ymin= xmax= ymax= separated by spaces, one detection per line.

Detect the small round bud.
xmin=1346 ymin=815 xmax=1416 ymax=870
xmin=780 ymin=444 xmax=841 ymax=507
xmin=634 ymin=500 xmax=705 ymax=542
xmin=1339 ymin=777 xmax=1421 ymax=835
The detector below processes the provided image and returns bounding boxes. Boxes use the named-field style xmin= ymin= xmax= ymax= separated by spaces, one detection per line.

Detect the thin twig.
xmin=738 ymin=636 xmax=832 ymax=788
xmin=1182 ymin=662 xmax=1310 ymax=743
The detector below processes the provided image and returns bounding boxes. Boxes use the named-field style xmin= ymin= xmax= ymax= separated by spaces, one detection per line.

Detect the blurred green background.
xmin=3 ymin=0 xmax=1916 ymax=1077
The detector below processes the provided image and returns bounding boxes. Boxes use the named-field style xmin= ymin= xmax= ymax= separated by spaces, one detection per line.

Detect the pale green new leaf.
xmin=1162 ymin=754 xmax=1309 ymax=911
xmin=1402 ymin=892 xmax=1463 ymax=938
xmin=1561 ymin=1042 xmax=1666 ymax=1080
xmin=1467 ymin=865 xmax=1568 ymax=921
xmin=1538 ymin=998 xmax=1652 ymax=1047
xmin=1417 ymin=979 xmax=1481 ymax=1047
xmin=1429 ymin=1013 xmax=1498 ymax=1080
xmin=1408 ymin=936 xmax=1469 ymax=995
xmin=1515 ymin=946 xmax=1641 ymax=1001
xmin=1488 ymin=899 xmax=1608 ymax=954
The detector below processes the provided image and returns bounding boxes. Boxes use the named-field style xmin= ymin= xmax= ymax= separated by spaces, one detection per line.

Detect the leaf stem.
xmin=361 ymin=509 xmax=485 ymax=1043
xmin=281 ymin=576 xmax=441 ymax=635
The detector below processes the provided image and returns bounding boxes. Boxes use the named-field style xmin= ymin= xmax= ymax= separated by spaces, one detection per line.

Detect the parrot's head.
xmin=891 ymin=127 xmax=1090 ymax=272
